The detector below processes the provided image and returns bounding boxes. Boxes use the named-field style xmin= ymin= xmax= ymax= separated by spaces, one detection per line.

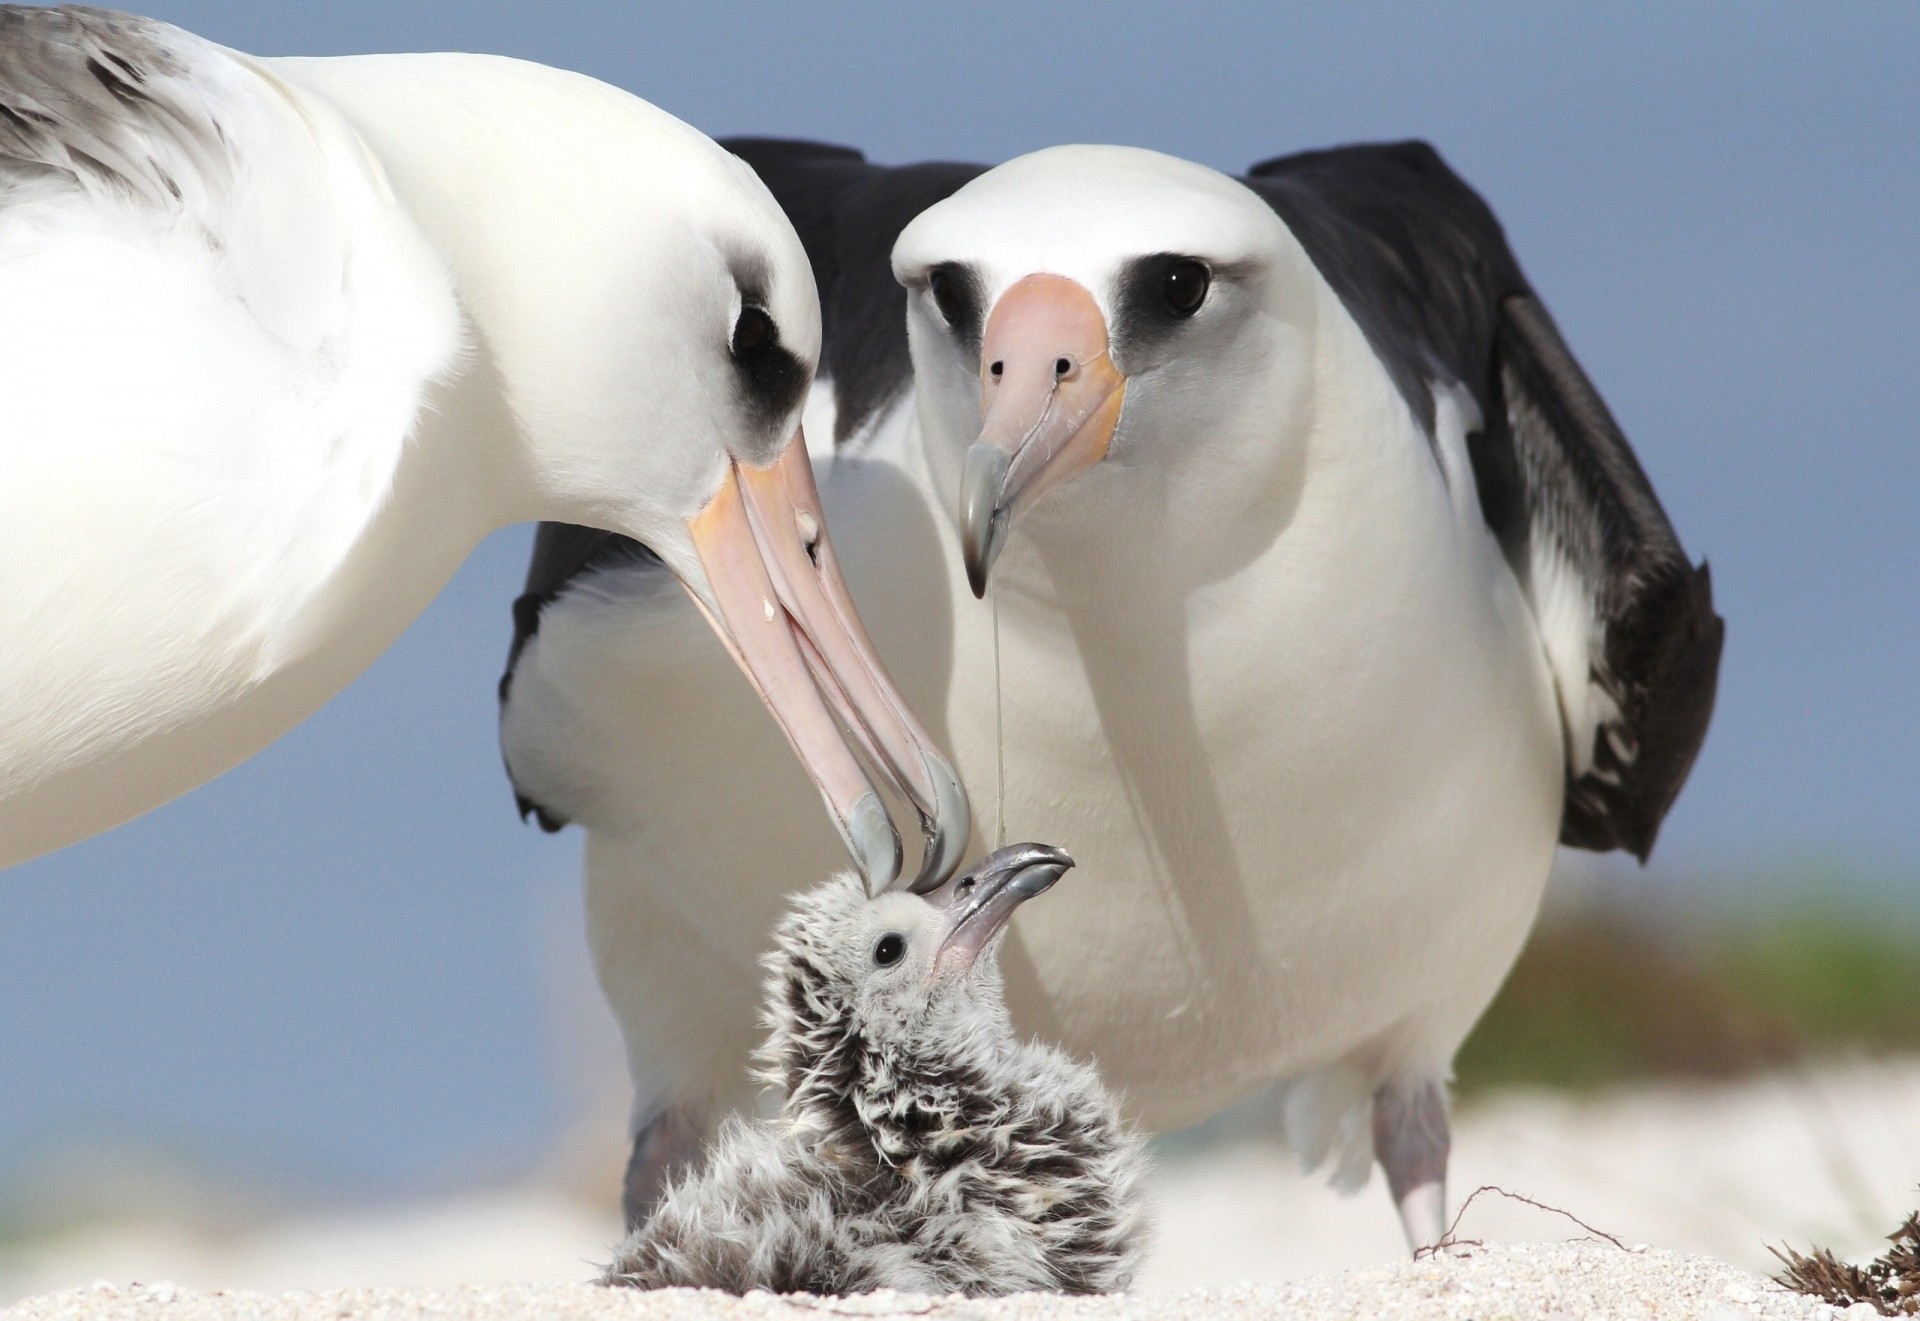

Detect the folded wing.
xmin=1243 ymin=141 xmax=1723 ymax=859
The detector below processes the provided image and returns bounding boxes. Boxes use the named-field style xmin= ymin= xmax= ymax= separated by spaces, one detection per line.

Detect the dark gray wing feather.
xmin=0 ymin=6 xmax=227 ymax=204
xmin=1243 ymin=141 xmax=1722 ymax=859
xmin=1494 ymin=295 xmax=1723 ymax=856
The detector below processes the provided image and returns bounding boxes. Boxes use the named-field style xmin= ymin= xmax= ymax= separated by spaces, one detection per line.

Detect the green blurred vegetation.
xmin=1456 ymin=891 xmax=1920 ymax=1093
xmin=1156 ymin=881 xmax=1920 ymax=1159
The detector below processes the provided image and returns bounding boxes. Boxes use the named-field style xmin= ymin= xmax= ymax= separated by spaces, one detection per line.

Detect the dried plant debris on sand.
xmin=1775 ymin=1207 xmax=1920 ymax=1315
xmin=603 ymin=844 xmax=1149 ymax=1297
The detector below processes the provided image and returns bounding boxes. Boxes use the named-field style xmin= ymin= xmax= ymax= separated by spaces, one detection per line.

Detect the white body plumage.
xmin=502 ymin=150 xmax=1563 ymax=1183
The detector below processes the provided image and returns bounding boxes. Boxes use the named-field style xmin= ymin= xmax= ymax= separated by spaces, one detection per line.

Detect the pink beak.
xmin=960 ymin=274 xmax=1126 ymax=597
xmin=686 ymin=434 xmax=969 ymax=894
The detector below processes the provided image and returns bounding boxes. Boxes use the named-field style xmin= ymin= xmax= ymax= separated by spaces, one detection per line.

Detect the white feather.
xmin=1 ymin=13 xmax=821 ymax=866
xmin=510 ymin=146 xmax=1568 ymax=1210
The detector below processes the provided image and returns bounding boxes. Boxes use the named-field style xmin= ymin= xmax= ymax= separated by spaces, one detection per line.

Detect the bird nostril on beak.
xmin=795 ymin=509 xmax=820 ymax=564
xmin=989 ymin=361 xmax=1004 ymax=381
xmin=1054 ymin=357 xmax=1072 ymax=379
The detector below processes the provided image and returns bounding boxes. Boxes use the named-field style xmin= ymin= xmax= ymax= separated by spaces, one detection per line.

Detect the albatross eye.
xmin=732 ymin=306 xmax=774 ymax=355
xmin=1163 ymin=259 xmax=1210 ymax=317
xmin=926 ymin=264 xmax=975 ymax=329
xmin=873 ymin=933 xmax=906 ymax=967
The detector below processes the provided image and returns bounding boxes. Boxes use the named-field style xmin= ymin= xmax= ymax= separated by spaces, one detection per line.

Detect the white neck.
xmin=269 ymin=52 xmax=766 ymax=539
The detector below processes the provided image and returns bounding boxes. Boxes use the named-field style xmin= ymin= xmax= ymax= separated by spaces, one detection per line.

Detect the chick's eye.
xmin=873 ymin=933 xmax=906 ymax=967
xmin=1163 ymin=259 xmax=1210 ymax=317
xmin=732 ymin=306 xmax=774 ymax=355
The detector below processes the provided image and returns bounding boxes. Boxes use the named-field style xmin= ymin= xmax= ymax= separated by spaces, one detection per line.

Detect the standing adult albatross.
xmin=0 ymin=10 xmax=965 ymax=893
xmin=499 ymin=139 xmax=1723 ymax=1248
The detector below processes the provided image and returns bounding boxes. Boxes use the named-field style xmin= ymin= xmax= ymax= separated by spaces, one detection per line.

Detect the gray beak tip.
xmin=930 ymin=841 xmax=1074 ymax=972
xmin=848 ymin=792 xmax=903 ymax=897
xmin=1009 ymin=856 xmax=1072 ymax=898
xmin=966 ymin=556 xmax=990 ymax=601
xmin=907 ymin=755 xmax=972 ymax=894
xmin=960 ymin=444 xmax=1012 ymax=600
xmin=976 ymin=840 xmax=1074 ymax=897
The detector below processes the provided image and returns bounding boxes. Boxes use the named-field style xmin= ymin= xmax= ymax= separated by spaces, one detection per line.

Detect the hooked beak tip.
xmin=907 ymin=755 xmax=972 ymax=894
xmin=848 ymin=792 xmax=903 ymax=898
xmin=932 ymin=841 xmax=1074 ymax=971
xmin=1008 ymin=855 xmax=1072 ymax=898
xmin=960 ymin=443 xmax=1012 ymax=599
xmin=990 ymin=841 xmax=1074 ymax=899
xmin=693 ymin=441 xmax=971 ymax=898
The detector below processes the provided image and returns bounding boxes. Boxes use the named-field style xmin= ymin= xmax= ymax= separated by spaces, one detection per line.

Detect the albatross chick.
xmin=602 ymin=842 xmax=1147 ymax=1296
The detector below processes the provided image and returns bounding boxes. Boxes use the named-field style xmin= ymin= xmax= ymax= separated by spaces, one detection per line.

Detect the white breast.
xmin=948 ymin=379 xmax=1563 ymax=1130
xmin=0 ymin=38 xmax=462 ymax=865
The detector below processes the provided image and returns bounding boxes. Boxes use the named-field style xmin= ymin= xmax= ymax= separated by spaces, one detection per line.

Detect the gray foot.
xmin=621 ymin=1102 xmax=705 ymax=1231
xmin=1372 ymin=1078 xmax=1450 ymax=1253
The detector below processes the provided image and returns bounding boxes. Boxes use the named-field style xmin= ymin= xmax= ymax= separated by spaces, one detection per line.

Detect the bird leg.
xmin=1372 ymin=1078 xmax=1450 ymax=1254
xmin=621 ymin=1101 xmax=706 ymax=1231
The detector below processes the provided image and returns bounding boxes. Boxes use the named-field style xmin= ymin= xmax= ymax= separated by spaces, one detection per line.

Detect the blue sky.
xmin=3 ymin=2 xmax=1916 ymax=1205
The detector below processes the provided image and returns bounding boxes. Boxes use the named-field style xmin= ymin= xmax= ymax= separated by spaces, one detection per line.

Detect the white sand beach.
xmin=0 ymin=1242 xmax=1850 ymax=1320
xmin=5 ymin=1058 xmax=1915 ymax=1317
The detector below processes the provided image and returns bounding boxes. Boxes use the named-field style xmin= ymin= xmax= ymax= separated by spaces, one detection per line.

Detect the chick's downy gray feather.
xmin=603 ymin=848 xmax=1148 ymax=1296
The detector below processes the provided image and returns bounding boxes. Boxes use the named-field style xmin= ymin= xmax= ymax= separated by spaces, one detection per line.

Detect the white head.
xmin=327 ymin=55 xmax=969 ymax=891
xmin=892 ymin=145 xmax=1324 ymax=594
xmin=759 ymin=842 xmax=1074 ymax=1140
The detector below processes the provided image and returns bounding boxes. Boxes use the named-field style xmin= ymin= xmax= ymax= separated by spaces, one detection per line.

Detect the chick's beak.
xmin=928 ymin=841 xmax=1074 ymax=974
xmin=686 ymin=432 xmax=970 ymax=896
xmin=960 ymin=274 xmax=1126 ymax=597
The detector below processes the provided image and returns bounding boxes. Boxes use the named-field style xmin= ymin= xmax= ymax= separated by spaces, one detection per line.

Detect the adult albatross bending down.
xmin=0 ymin=10 xmax=965 ymax=891
xmin=499 ymin=139 xmax=1723 ymax=1249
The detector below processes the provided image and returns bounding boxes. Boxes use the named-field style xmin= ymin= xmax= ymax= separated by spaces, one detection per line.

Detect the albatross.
xmin=498 ymin=138 xmax=1723 ymax=1248
xmin=605 ymin=842 xmax=1148 ymax=1297
xmin=0 ymin=9 xmax=965 ymax=892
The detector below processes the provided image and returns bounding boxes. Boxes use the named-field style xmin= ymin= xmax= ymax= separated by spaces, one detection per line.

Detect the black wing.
xmin=1242 ymin=141 xmax=1723 ymax=860
xmin=498 ymin=523 xmax=657 ymax=830
xmin=499 ymin=141 xmax=986 ymax=825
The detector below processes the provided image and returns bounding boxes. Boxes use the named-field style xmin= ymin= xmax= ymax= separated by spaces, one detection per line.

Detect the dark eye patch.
xmin=730 ymin=301 xmax=807 ymax=433
xmin=732 ymin=305 xmax=773 ymax=354
xmin=921 ymin=262 xmax=985 ymax=352
xmin=1112 ymin=252 xmax=1215 ymax=368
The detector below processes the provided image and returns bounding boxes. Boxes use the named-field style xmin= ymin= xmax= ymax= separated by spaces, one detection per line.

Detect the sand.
xmin=10 ymin=1060 xmax=1917 ymax=1318
xmin=0 ymin=1242 xmax=1850 ymax=1319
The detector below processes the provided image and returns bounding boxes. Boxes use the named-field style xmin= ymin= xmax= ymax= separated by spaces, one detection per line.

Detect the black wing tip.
xmin=1561 ymin=554 xmax=1725 ymax=862
xmin=720 ymin=137 xmax=868 ymax=166
xmin=1247 ymin=138 xmax=1449 ymax=181
xmin=514 ymin=791 xmax=571 ymax=834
